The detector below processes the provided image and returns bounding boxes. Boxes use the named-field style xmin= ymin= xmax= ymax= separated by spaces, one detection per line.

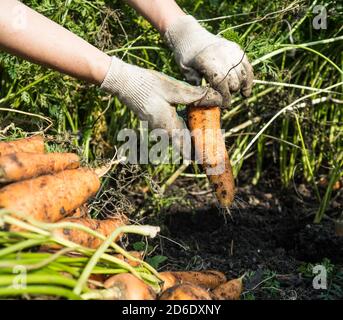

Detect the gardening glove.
xmin=164 ymin=15 xmax=254 ymax=108
xmin=101 ymin=56 xmax=223 ymax=134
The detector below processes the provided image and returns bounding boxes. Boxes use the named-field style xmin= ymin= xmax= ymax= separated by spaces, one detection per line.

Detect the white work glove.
xmin=101 ymin=56 xmax=223 ymax=134
xmin=164 ymin=15 xmax=254 ymax=107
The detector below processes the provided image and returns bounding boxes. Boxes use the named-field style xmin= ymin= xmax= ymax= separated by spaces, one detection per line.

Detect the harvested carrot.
xmin=49 ymin=216 xmax=128 ymax=248
xmin=158 ymin=271 xmax=179 ymax=292
xmin=211 ymin=277 xmax=243 ymax=300
xmin=0 ymin=152 xmax=80 ymax=184
xmin=159 ymin=283 xmax=212 ymax=300
xmin=188 ymin=105 xmax=235 ymax=207
xmin=159 ymin=270 xmax=226 ymax=291
xmin=103 ymin=273 xmax=156 ymax=300
xmin=0 ymin=135 xmax=44 ymax=156
xmin=0 ymin=168 xmax=100 ymax=230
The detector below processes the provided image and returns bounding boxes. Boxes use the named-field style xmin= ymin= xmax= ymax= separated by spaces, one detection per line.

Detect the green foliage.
xmin=132 ymin=241 xmax=148 ymax=252
xmin=132 ymin=241 xmax=168 ymax=269
xmin=0 ymin=210 xmax=162 ymax=299
xmin=243 ymin=269 xmax=282 ymax=299
xmin=319 ymin=270 xmax=343 ymax=300
xmin=298 ymin=258 xmax=335 ymax=278
xmin=146 ymin=255 xmax=168 ymax=269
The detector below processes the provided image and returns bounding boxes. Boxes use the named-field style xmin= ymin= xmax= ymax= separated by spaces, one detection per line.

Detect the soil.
xmin=141 ymin=171 xmax=343 ymax=300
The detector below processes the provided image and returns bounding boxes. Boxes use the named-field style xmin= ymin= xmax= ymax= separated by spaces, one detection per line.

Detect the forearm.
xmin=124 ymin=0 xmax=185 ymax=34
xmin=0 ymin=0 xmax=111 ymax=84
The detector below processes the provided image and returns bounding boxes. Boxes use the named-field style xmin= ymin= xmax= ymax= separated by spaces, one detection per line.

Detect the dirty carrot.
xmin=211 ymin=277 xmax=243 ymax=300
xmin=0 ymin=152 xmax=80 ymax=184
xmin=159 ymin=270 xmax=226 ymax=291
xmin=103 ymin=273 xmax=156 ymax=300
xmin=158 ymin=271 xmax=177 ymax=292
xmin=159 ymin=283 xmax=212 ymax=300
xmin=0 ymin=168 xmax=100 ymax=230
xmin=188 ymin=106 xmax=235 ymax=207
xmin=49 ymin=216 xmax=128 ymax=249
xmin=0 ymin=135 xmax=44 ymax=156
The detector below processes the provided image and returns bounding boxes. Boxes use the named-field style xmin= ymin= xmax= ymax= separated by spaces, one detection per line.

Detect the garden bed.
xmin=145 ymin=173 xmax=343 ymax=300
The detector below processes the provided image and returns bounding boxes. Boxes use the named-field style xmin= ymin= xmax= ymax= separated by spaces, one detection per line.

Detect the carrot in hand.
xmin=159 ymin=270 xmax=226 ymax=291
xmin=50 ymin=216 xmax=128 ymax=249
xmin=0 ymin=152 xmax=80 ymax=184
xmin=0 ymin=168 xmax=100 ymax=229
xmin=159 ymin=283 xmax=212 ymax=300
xmin=188 ymin=105 xmax=235 ymax=207
xmin=0 ymin=135 xmax=44 ymax=156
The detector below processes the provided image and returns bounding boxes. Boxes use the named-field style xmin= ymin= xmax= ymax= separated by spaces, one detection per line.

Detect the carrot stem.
xmin=0 ymin=285 xmax=81 ymax=300
xmin=0 ymin=239 xmax=44 ymax=258
xmin=73 ymin=225 xmax=160 ymax=295
xmin=0 ymin=210 xmax=162 ymax=295
xmin=0 ymin=274 xmax=78 ymax=289
xmin=26 ymin=218 xmax=162 ymax=278
xmin=0 ymin=248 xmax=74 ymax=270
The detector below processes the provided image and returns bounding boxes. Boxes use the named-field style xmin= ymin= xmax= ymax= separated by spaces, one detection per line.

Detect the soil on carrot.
xmin=139 ymin=170 xmax=343 ymax=300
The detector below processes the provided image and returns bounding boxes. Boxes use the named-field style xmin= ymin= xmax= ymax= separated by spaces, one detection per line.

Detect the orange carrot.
xmin=159 ymin=270 xmax=226 ymax=291
xmin=49 ymin=216 xmax=128 ymax=248
xmin=211 ymin=277 xmax=243 ymax=300
xmin=0 ymin=152 xmax=80 ymax=184
xmin=0 ymin=135 xmax=44 ymax=156
xmin=188 ymin=106 xmax=235 ymax=207
xmin=103 ymin=273 xmax=156 ymax=300
xmin=0 ymin=168 xmax=100 ymax=230
xmin=158 ymin=272 xmax=178 ymax=292
xmin=159 ymin=283 xmax=212 ymax=300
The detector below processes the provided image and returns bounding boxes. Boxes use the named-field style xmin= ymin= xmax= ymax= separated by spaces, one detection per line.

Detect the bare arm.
xmin=0 ymin=0 xmax=222 ymax=133
xmin=0 ymin=0 xmax=111 ymax=84
xmin=124 ymin=0 xmax=185 ymax=34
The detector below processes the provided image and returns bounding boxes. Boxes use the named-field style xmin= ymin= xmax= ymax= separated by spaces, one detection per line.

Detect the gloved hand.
xmin=164 ymin=15 xmax=254 ymax=107
xmin=101 ymin=56 xmax=223 ymax=134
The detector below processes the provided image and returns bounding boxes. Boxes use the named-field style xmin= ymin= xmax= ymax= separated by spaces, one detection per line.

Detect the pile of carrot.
xmin=157 ymin=270 xmax=243 ymax=300
xmin=0 ymin=136 xmax=243 ymax=301
xmin=87 ymin=270 xmax=243 ymax=300
xmin=0 ymin=135 xmax=127 ymax=244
